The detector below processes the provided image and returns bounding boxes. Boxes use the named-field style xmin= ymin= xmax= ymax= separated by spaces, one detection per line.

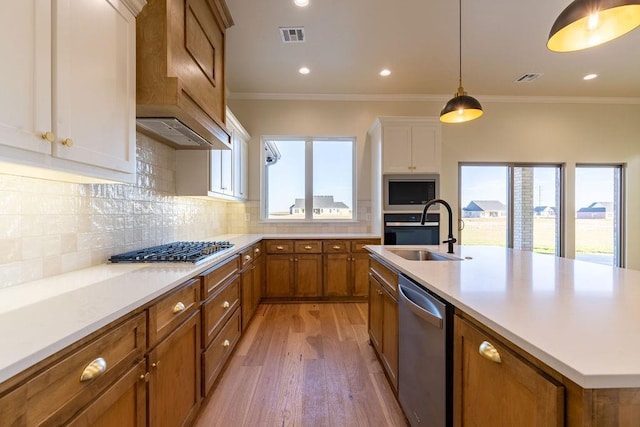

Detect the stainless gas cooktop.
xmin=109 ymin=241 xmax=234 ymax=264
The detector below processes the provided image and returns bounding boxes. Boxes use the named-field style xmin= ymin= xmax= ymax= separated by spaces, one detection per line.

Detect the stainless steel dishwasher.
xmin=398 ymin=274 xmax=453 ymax=427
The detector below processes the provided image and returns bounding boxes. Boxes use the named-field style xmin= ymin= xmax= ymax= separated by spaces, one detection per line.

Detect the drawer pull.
xmin=276 ymin=245 xmax=284 ymax=250
xmin=61 ymin=137 xmax=74 ymax=147
xmin=222 ymin=339 xmax=231 ymax=348
xmin=244 ymin=254 xmax=252 ymax=261
xmin=479 ymin=341 xmax=502 ymax=364
xmin=172 ymin=301 xmax=185 ymax=314
xmin=304 ymin=245 xmax=312 ymax=250
xmin=222 ymin=301 xmax=230 ymax=309
xmin=80 ymin=357 xmax=107 ymax=382
xmin=152 ymin=361 xmax=160 ymax=368
xmin=254 ymin=248 xmax=260 ymax=254
xmin=140 ymin=372 xmax=150 ymax=382
xmin=332 ymin=245 xmax=341 ymax=250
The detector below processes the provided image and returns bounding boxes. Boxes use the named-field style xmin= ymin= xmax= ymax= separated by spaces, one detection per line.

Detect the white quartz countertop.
xmin=0 ymin=233 xmax=380 ymax=385
xmin=367 ymin=244 xmax=640 ymax=389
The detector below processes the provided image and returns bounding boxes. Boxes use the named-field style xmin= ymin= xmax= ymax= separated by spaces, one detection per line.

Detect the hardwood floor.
xmin=194 ymin=303 xmax=408 ymax=427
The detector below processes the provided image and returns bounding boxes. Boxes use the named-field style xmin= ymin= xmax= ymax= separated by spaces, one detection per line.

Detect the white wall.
xmin=228 ymin=98 xmax=640 ymax=269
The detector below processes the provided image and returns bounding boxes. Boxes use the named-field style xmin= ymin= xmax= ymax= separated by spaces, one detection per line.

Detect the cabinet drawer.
xmin=240 ymin=247 xmax=254 ymax=268
xmin=202 ymin=308 xmax=241 ymax=396
xmin=148 ymin=278 xmax=199 ymax=348
xmin=323 ymin=240 xmax=348 ymax=253
xmin=200 ymin=256 xmax=238 ymax=300
xmin=0 ymin=313 xmax=146 ymax=426
xmin=295 ymin=240 xmax=322 ymax=253
xmin=265 ymin=240 xmax=294 ymax=254
xmin=202 ymin=275 xmax=240 ymax=348
xmin=351 ymin=239 xmax=379 ymax=253
xmin=370 ymin=256 xmax=399 ymax=297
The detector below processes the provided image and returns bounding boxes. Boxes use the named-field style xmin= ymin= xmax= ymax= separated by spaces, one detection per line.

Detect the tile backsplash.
xmin=0 ymin=133 xmax=374 ymax=289
xmin=0 ymin=134 xmax=227 ymax=289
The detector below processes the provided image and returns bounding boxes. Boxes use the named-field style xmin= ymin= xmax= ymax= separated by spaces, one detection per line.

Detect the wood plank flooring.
xmin=194 ymin=303 xmax=408 ymax=427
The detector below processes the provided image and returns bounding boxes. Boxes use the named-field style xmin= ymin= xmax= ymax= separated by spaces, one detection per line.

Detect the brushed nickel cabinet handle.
xmin=80 ymin=357 xmax=107 ymax=382
xmin=61 ymin=138 xmax=74 ymax=147
xmin=222 ymin=339 xmax=230 ymax=348
xmin=304 ymin=245 xmax=312 ymax=250
xmin=332 ymin=245 xmax=341 ymax=250
xmin=172 ymin=301 xmax=185 ymax=314
xmin=276 ymin=245 xmax=284 ymax=250
xmin=41 ymin=131 xmax=56 ymax=142
xmin=479 ymin=341 xmax=502 ymax=364
xmin=222 ymin=301 xmax=230 ymax=309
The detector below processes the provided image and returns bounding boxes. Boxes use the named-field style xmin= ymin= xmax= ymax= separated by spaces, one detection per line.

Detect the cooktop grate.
xmin=109 ymin=241 xmax=234 ymax=264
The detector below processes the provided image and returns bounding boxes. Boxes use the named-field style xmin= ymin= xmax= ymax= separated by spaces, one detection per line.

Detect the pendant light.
xmin=547 ymin=1 xmax=640 ymax=52
xmin=440 ymin=0 xmax=483 ymax=124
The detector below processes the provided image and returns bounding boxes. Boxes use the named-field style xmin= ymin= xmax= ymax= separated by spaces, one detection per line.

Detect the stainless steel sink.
xmin=387 ymin=248 xmax=463 ymax=261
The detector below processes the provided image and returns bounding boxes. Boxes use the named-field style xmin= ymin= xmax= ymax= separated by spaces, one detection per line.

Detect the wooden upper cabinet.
xmin=136 ymin=0 xmax=234 ymax=149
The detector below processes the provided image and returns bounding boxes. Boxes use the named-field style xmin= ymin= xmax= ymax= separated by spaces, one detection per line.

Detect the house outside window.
xmin=262 ymin=137 xmax=356 ymax=221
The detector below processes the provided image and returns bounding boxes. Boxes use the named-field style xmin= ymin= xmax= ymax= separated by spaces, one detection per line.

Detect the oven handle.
xmin=398 ymin=284 xmax=443 ymax=329
xmin=385 ymin=222 xmax=438 ymax=227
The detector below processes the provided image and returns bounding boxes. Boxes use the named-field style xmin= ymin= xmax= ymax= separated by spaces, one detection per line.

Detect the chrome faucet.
xmin=420 ymin=198 xmax=457 ymax=254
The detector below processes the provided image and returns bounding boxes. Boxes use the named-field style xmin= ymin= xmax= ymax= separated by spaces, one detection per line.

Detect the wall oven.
xmin=384 ymin=213 xmax=440 ymax=245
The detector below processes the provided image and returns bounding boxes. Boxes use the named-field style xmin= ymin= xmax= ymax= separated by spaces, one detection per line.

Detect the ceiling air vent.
xmin=280 ymin=27 xmax=305 ymax=43
xmin=514 ymin=73 xmax=543 ymax=83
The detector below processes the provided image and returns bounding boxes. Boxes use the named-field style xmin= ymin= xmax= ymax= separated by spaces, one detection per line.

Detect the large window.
xmin=575 ymin=165 xmax=624 ymax=266
xmin=460 ymin=164 xmax=562 ymax=256
xmin=263 ymin=137 xmax=355 ymax=221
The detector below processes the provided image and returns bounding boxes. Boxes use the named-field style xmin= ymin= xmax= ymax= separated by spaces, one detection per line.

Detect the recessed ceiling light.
xmin=379 ymin=69 xmax=391 ymax=77
xmin=294 ymin=0 xmax=309 ymax=7
xmin=583 ymin=73 xmax=598 ymax=80
xmin=299 ymin=67 xmax=310 ymax=75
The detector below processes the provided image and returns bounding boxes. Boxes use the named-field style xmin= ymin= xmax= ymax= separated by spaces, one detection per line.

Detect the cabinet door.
xmin=265 ymin=255 xmax=294 ymax=297
xmin=53 ymin=0 xmax=135 ymax=173
xmin=368 ymin=276 xmax=384 ymax=350
xmin=324 ymin=253 xmax=351 ymax=297
xmin=454 ymin=316 xmax=564 ymax=427
xmin=66 ymin=361 xmax=147 ymax=427
xmin=381 ymin=290 xmax=398 ymax=390
xmin=411 ymin=125 xmax=441 ymax=173
xmin=0 ymin=0 xmax=52 ymax=154
xmin=382 ymin=125 xmax=413 ymax=173
xmin=241 ymin=265 xmax=253 ymax=331
xmin=233 ymin=136 xmax=249 ymax=199
xmin=148 ymin=311 xmax=201 ymax=427
xmin=294 ymin=254 xmax=323 ymax=297
xmin=351 ymin=253 xmax=370 ymax=297
xmin=252 ymin=257 xmax=263 ymax=311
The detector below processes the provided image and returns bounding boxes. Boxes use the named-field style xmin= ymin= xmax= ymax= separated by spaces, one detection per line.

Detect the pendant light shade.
xmin=440 ymin=0 xmax=483 ymax=124
xmin=547 ymin=0 xmax=640 ymax=52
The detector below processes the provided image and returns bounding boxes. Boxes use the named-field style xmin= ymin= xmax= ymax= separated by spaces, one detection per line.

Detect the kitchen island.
xmin=367 ymin=244 xmax=640 ymax=426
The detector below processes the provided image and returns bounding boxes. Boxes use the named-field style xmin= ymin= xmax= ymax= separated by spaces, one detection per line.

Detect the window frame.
xmin=260 ymin=135 xmax=357 ymax=223
xmin=458 ymin=162 xmax=565 ymax=256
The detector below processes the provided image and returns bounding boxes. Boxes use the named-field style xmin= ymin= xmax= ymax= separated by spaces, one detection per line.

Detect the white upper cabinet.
xmin=377 ymin=117 xmax=441 ymax=174
xmin=229 ymin=110 xmax=250 ymax=200
xmin=0 ymin=0 xmax=143 ymax=183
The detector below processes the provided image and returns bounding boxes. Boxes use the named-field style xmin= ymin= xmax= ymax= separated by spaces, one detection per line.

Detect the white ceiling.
xmin=224 ymin=0 xmax=640 ymax=100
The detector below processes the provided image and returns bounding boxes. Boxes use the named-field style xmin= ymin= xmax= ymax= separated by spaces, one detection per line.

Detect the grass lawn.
xmin=460 ymin=217 xmax=614 ymax=255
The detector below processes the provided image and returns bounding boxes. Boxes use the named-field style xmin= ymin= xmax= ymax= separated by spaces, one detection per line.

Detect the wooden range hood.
xmin=136 ymin=0 xmax=233 ymax=149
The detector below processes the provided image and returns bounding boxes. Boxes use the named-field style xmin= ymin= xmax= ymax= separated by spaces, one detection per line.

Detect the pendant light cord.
xmin=458 ymin=0 xmax=462 ymax=88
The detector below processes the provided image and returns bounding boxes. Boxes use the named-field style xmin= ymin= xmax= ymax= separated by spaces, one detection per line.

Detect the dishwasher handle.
xmin=398 ymin=284 xmax=443 ymax=329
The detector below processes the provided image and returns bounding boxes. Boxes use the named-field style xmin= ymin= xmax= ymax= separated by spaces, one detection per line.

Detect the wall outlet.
xmin=245 ymin=213 xmax=251 ymax=222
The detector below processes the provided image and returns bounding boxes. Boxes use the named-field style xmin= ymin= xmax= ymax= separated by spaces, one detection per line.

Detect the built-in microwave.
xmin=383 ymin=174 xmax=439 ymax=211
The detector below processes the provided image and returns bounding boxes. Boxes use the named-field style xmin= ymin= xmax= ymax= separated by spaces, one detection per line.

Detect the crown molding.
xmin=227 ymin=91 xmax=640 ymax=105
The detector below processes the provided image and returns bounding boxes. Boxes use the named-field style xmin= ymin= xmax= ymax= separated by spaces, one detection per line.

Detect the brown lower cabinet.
xmin=368 ymin=258 xmax=399 ymax=392
xmin=147 ymin=297 xmax=201 ymax=427
xmin=454 ymin=314 xmax=564 ymax=427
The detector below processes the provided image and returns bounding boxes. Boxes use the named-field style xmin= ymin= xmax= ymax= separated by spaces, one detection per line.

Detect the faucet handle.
xmin=443 ymin=237 xmax=457 ymax=244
